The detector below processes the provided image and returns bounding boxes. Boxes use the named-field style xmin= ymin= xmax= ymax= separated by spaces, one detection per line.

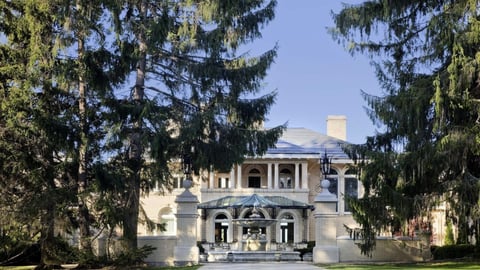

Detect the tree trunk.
xmin=76 ymin=0 xmax=92 ymax=253
xmin=123 ymin=0 xmax=147 ymax=252
xmin=38 ymin=203 xmax=56 ymax=269
xmin=38 ymin=162 xmax=58 ymax=269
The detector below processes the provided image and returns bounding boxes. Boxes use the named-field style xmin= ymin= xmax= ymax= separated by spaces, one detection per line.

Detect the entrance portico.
xmin=198 ymin=194 xmax=314 ymax=252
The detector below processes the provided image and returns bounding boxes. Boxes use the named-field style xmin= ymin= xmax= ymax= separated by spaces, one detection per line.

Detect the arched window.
xmin=250 ymin=168 xmax=260 ymax=174
xmin=344 ymin=168 xmax=358 ymax=212
xmin=248 ymin=168 xmax=261 ymax=188
xmin=280 ymin=168 xmax=293 ymax=189
xmin=157 ymin=207 xmax=176 ymax=236
xmin=279 ymin=214 xmax=295 ymax=243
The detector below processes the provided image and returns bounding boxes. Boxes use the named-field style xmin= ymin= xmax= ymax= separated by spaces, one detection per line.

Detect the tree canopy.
xmin=0 ymin=0 xmax=283 ymax=267
xmin=332 ymin=0 xmax=480 ymax=255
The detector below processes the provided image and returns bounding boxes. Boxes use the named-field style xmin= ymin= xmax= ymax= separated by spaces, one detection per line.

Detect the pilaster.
xmin=313 ymin=179 xmax=339 ymax=263
xmin=174 ymin=180 xmax=199 ymax=266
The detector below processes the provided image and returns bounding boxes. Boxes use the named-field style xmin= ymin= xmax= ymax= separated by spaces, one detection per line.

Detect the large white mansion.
xmin=132 ymin=115 xmax=449 ymax=265
xmin=139 ymin=115 xmax=365 ymax=249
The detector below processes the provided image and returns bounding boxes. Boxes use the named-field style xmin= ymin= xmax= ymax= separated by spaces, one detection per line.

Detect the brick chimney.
xmin=326 ymin=115 xmax=347 ymax=141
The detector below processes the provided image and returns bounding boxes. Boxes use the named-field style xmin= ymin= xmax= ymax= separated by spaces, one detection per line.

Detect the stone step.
xmin=207 ymin=251 xmax=301 ymax=262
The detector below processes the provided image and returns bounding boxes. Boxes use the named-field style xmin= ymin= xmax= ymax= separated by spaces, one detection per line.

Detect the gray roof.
xmin=231 ymin=194 xmax=279 ymax=208
xmin=198 ymin=194 xmax=314 ymax=210
xmin=265 ymin=128 xmax=350 ymax=160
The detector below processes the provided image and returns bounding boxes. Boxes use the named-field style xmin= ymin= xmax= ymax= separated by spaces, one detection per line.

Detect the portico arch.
xmin=276 ymin=209 xmax=303 ymax=243
xmin=207 ymin=210 xmax=233 ymax=243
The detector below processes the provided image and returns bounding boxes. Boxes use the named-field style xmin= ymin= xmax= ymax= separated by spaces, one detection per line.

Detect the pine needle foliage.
xmin=332 ymin=0 xmax=480 ymax=256
xmin=1 ymin=0 xmax=284 ymax=263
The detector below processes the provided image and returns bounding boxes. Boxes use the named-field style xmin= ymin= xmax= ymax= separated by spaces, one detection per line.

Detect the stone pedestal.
xmin=313 ymin=180 xmax=339 ymax=263
xmin=174 ymin=180 xmax=199 ymax=266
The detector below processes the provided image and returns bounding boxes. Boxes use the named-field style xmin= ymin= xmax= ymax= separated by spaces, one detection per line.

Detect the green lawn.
xmin=147 ymin=266 xmax=201 ymax=270
xmin=322 ymin=261 xmax=480 ymax=270
xmin=0 ymin=267 xmax=36 ymax=270
xmin=3 ymin=262 xmax=480 ymax=270
xmin=0 ymin=266 xmax=202 ymax=270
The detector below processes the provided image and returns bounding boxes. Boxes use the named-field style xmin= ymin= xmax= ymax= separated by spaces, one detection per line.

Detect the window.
xmin=217 ymin=177 xmax=230 ymax=188
xmin=250 ymin=168 xmax=260 ymax=174
xmin=248 ymin=177 xmax=261 ymax=188
xmin=279 ymin=168 xmax=292 ymax=189
xmin=156 ymin=208 xmax=176 ymax=236
xmin=248 ymin=168 xmax=261 ymax=188
xmin=344 ymin=169 xmax=358 ymax=212
xmin=172 ymin=176 xmax=183 ymax=189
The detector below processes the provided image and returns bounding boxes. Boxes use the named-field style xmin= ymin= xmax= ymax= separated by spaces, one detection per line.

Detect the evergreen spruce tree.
xmin=103 ymin=0 xmax=284 ymax=252
xmin=332 ymin=0 xmax=480 ymax=255
xmin=1 ymin=0 xmax=126 ymax=266
xmin=0 ymin=1 xmax=78 ymax=267
xmin=1 ymin=0 xmax=284 ymax=263
xmin=66 ymin=0 xmax=122 ymax=255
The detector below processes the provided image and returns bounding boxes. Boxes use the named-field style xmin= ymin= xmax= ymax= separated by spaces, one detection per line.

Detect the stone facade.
xmin=132 ymin=117 xmax=441 ymax=265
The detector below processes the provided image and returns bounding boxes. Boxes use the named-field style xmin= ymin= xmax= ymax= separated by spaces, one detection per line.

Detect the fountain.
xmin=233 ymin=204 xmax=277 ymax=251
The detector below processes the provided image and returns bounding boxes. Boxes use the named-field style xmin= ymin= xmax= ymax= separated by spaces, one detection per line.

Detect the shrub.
xmin=0 ymin=242 xmax=40 ymax=266
xmin=432 ymin=244 xmax=475 ymax=260
xmin=294 ymin=241 xmax=315 ymax=257
xmin=112 ymin=245 xmax=156 ymax=267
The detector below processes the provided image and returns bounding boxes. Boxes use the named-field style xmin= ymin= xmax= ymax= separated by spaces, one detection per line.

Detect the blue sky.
xmin=0 ymin=1 xmax=380 ymax=144
xmin=257 ymin=0 xmax=382 ymax=144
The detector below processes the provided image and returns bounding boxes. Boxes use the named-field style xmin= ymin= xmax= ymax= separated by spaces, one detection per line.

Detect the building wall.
xmin=138 ymin=236 xmax=177 ymax=266
xmin=337 ymin=237 xmax=426 ymax=262
xmin=139 ymin=155 xmax=363 ymax=245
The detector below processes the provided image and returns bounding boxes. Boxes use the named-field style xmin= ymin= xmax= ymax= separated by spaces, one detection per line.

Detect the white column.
xmin=294 ymin=163 xmax=300 ymax=189
xmin=274 ymin=163 xmax=279 ymax=189
xmin=301 ymin=162 xmax=308 ymax=189
xmin=237 ymin=164 xmax=242 ymax=189
xmin=209 ymin=167 xmax=214 ymax=189
xmin=267 ymin=163 xmax=272 ymax=189
xmin=230 ymin=167 xmax=235 ymax=189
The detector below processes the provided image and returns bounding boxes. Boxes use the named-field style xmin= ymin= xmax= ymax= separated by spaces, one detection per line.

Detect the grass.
xmin=3 ymin=262 xmax=480 ymax=270
xmin=322 ymin=261 xmax=480 ymax=270
xmin=0 ymin=267 xmax=36 ymax=270
xmin=0 ymin=265 xmax=202 ymax=270
xmin=146 ymin=266 xmax=202 ymax=270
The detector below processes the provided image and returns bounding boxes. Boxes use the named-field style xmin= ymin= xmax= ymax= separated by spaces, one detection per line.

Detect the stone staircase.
xmin=391 ymin=237 xmax=431 ymax=261
xmin=206 ymin=250 xmax=301 ymax=262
